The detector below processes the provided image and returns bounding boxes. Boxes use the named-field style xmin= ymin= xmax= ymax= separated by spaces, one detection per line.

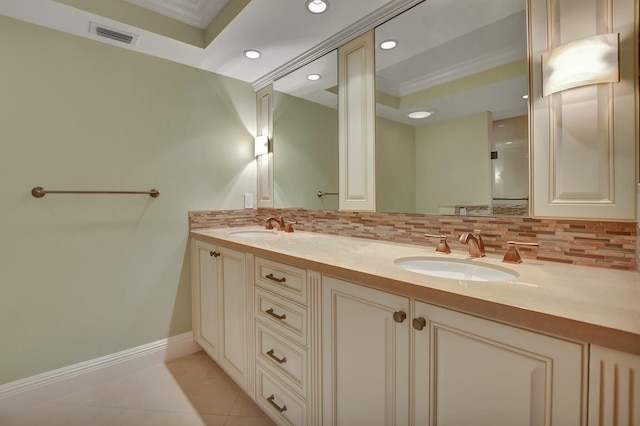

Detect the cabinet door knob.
xmin=393 ymin=311 xmax=407 ymax=323
xmin=413 ymin=317 xmax=427 ymax=331
xmin=267 ymin=395 xmax=287 ymax=413
xmin=210 ymin=251 xmax=220 ymax=257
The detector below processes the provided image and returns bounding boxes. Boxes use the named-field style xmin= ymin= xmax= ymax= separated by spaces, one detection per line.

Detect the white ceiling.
xmin=0 ymin=0 xmax=415 ymax=86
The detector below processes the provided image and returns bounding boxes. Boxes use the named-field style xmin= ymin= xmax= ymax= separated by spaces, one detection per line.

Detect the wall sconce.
xmin=542 ymin=33 xmax=619 ymax=97
xmin=254 ymin=135 xmax=269 ymax=157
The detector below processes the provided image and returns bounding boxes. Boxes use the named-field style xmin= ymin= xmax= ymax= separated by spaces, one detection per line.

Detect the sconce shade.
xmin=254 ymin=135 xmax=269 ymax=157
xmin=542 ymin=33 xmax=619 ymax=97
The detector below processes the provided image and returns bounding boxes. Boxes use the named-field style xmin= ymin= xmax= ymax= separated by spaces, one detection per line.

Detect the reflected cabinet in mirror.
xmin=375 ymin=0 xmax=528 ymax=216
xmin=273 ymin=50 xmax=339 ymax=210
xmin=273 ymin=0 xmax=529 ymax=217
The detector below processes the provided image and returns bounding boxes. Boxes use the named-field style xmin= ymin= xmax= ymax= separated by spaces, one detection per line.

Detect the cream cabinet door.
xmin=191 ymin=239 xmax=250 ymax=392
xmin=413 ymin=301 xmax=586 ymax=426
xmin=191 ymin=239 xmax=220 ymax=359
xmin=322 ymin=276 xmax=410 ymax=426
xmin=216 ymin=245 xmax=249 ymax=392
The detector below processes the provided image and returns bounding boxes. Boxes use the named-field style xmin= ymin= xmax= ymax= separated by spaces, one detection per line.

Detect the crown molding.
xmin=399 ymin=44 xmax=526 ymax=97
xmin=125 ymin=0 xmax=227 ymax=29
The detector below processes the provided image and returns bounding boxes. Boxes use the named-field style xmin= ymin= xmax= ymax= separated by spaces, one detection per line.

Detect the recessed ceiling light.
xmin=380 ymin=40 xmax=398 ymax=50
xmin=497 ymin=124 xmax=505 ymax=128
xmin=243 ymin=49 xmax=261 ymax=59
xmin=506 ymin=141 xmax=513 ymax=145
xmin=406 ymin=110 xmax=433 ymax=119
xmin=306 ymin=0 xmax=329 ymax=14
xmin=522 ymin=94 xmax=529 ymax=99
xmin=307 ymin=74 xmax=321 ymax=81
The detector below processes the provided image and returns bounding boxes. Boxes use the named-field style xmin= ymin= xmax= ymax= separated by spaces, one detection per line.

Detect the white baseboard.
xmin=0 ymin=332 xmax=201 ymax=416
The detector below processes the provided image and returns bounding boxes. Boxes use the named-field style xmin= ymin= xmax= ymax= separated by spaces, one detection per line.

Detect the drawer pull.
xmin=266 ymin=349 xmax=287 ymax=364
xmin=265 ymin=273 xmax=286 ymax=283
xmin=267 ymin=395 xmax=287 ymax=413
xmin=210 ymin=251 xmax=220 ymax=257
xmin=266 ymin=308 xmax=287 ymax=320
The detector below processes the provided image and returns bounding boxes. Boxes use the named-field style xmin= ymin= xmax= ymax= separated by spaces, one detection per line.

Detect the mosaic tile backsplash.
xmin=189 ymin=208 xmax=637 ymax=271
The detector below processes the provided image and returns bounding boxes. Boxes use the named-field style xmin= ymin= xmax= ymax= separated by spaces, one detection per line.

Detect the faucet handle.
xmin=503 ymin=241 xmax=539 ymax=264
xmin=284 ymin=221 xmax=296 ymax=233
xmin=425 ymin=234 xmax=451 ymax=254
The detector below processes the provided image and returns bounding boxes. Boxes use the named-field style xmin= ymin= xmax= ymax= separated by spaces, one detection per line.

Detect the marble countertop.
xmin=191 ymin=227 xmax=640 ymax=354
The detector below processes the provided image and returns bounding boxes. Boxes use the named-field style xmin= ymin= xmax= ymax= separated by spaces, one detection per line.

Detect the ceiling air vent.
xmin=89 ymin=22 xmax=139 ymax=45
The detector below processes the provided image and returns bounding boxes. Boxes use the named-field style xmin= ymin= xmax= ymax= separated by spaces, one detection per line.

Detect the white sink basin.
xmin=394 ymin=257 xmax=518 ymax=282
xmin=228 ymin=230 xmax=277 ymax=237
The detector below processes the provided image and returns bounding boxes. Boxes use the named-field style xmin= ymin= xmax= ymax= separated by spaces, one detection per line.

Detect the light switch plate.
xmin=244 ymin=193 xmax=254 ymax=209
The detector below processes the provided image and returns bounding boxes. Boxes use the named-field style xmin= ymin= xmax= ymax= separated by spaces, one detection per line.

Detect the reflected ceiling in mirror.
xmin=273 ymin=50 xmax=339 ymax=210
xmin=375 ymin=0 xmax=529 ymax=217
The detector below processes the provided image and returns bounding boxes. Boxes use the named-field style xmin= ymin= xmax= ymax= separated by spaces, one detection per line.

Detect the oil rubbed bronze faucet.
xmin=264 ymin=216 xmax=295 ymax=233
xmin=264 ymin=216 xmax=285 ymax=231
xmin=459 ymin=231 xmax=486 ymax=257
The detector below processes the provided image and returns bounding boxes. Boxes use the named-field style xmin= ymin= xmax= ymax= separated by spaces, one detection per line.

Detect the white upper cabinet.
xmin=529 ymin=0 xmax=638 ymax=220
xmin=256 ymin=84 xmax=274 ymax=208
xmin=338 ymin=30 xmax=376 ymax=211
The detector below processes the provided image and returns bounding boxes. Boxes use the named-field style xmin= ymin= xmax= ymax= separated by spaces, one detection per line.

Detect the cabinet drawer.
xmin=256 ymin=288 xmax=308 ymax=347
xmin=256 ymin=323 xmax=308 ymax=397
xmin=256 ymin=365 xmax=308 ymax=426
xmin=255 ymin=257 xmax=307 ymax=305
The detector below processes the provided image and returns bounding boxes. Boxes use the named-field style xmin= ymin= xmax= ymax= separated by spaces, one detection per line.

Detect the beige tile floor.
xmin=0 ymin=351 xmax=275 ymax=426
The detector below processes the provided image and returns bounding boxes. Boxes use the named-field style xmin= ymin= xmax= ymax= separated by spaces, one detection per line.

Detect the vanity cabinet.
xmin=191 ymin=231 xmax=637 ymax=426
xmin=254 ymin=257 xmax=321 ymax=425
xmin=322 ymin=276 xmax=586 ymax=425
xmin=191 ymin=239 xmax=252 ymax=393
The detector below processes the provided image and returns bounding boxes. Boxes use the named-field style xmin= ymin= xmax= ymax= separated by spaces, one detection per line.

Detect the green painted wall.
xmin=273 ymin=92 xmax=339 ymax=210
xmin=415 ymin=112 xmax=492 ymax=214
xmin=0 ymin=15 xmax=256 ymax=385
xmin=376 ymin=117 xmax=416 ymax=213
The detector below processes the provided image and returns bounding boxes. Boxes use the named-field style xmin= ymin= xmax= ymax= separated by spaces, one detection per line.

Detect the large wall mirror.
xmin=273 ymin=0 xmax=529 ymax=217
xmin=273 ymin=50 xmax=339 ymax=210
xmin=375 ymin=0 xmax=529 ymax=216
